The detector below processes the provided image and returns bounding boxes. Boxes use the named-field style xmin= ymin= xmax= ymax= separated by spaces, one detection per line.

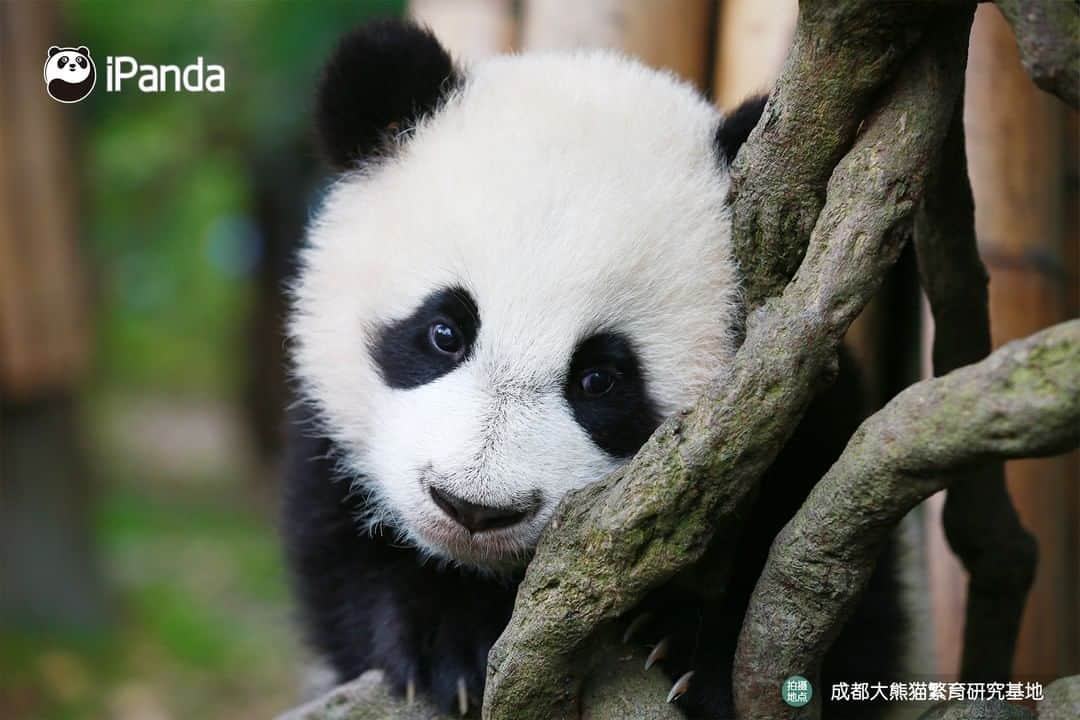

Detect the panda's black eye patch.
xmin=370 ymin=286 xmax=479 ymax=389
xmin=565 ymin=332 xmax=660 ymax=458
xmin=58 ymin=55 xmax=68 ymax=65
xmin=76 ymin=57 xmax=87 ymax=68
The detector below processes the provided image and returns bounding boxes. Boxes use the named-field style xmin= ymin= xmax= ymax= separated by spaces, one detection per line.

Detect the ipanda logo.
xmin=44 ymin=46 xmax=96 ymax=103
xmin=44 ymin=45 xmax=225 ymax=103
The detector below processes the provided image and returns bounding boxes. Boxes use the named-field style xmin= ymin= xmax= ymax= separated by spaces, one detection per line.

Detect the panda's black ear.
xmin=715 ymin=94 xmax=768 ymax=165
xmin=48 ymin=46 xmax=61 ymax=57
xmin=76 ymin=46 xmax=90 ymax=56
xmin=315 ymin=20 xmax=459 ymax=171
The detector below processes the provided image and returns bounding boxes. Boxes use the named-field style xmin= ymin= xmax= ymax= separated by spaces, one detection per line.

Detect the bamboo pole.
xmin=1063 ymin=103 xmax=1080 ymax=673
xmin=712 ymin=0 xmax=796 ymax=111
xmin=408 ymin=0 xmax=517 ymax=63
xmin=941 ymin=3 xmax=1079 ymax=680
xmin=0 ymin=0 xmax=89 ymax=399
xmin=521 ymin=0 xmax=713 ymax=91
xmin=0 ymin=0 xmax=106 ymax=629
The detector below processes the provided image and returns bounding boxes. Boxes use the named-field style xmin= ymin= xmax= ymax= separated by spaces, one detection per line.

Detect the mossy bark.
xmin=1039 ymin=675 xmax=1080 ymax=720
xmin=484 ymin=6 xmax=976 ymax=719
xmin=733 ymin=320 xmax=1079 ymax=719
xmin=917 ymin=700 xmax=1034 ymax=720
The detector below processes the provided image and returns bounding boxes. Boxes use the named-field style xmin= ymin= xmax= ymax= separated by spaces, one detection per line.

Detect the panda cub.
xmin=44 ymin=46 xmax=96 ymax=103
xmin=285 ymin=20 xmax=905 ymax=719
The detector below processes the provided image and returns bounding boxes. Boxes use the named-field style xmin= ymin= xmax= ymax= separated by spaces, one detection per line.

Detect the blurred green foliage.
xmin=0 ymin=2 xmax=406 ymax=718
xmin=0 ymin=479 xmax=295 ymax=720
xmin=68 ymin=0 xmax=404 ymax=395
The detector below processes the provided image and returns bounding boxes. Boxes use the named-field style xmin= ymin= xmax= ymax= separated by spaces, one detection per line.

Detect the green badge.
xmin=781 ymin=675 xmax=812 ymax=707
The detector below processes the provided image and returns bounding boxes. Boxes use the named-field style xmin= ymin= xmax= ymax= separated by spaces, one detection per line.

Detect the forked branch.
xmin=483 ymin=5 xmax=972 ymax=719
xmin=733 ymin=320 xmax=1079 ymax=720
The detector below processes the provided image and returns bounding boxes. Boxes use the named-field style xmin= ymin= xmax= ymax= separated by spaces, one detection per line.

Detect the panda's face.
xmin=292 ymin=51 xmax=739 ymax=567
xmin=45 ymin=47 xmax=93 ymax=84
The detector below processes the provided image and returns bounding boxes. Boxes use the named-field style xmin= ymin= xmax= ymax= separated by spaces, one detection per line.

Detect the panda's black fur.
xmin=314 ymin=21 xmax=462 ymax=170
xmin=283 ymin=20 xmax=905 ymax=719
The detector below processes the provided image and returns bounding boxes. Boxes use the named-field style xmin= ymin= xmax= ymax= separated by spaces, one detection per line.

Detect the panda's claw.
xmin=621 ymin=612 xmax=651 ymax=643
xmin=666 ymin=671 xmax=694 ymax=703
xmin=456 ymin=676 xmax=468 ymax=716
xmin=644 ymin=636 xmax=670 ymax=670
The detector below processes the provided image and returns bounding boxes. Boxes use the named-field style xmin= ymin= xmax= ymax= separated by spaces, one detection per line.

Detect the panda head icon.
xmin=44 ymin=46 xmax=96 ymax=103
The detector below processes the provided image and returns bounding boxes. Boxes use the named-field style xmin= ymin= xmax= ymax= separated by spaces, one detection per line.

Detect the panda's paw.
xmin=422 ymin=657 xmax=485 ymax=717
xmin=629 ymin=628 xmax=695 ymax=704
xmin=644 ymin=635 xmax=670 ymax=671
xmin=455 ymin=675 xmax=471 ymax=717
xmin=666 ymin=670 xmax=695 ymax=703
xmin=393 ymin=673 xmax=478 ymax=717
xmin=619 ymin=607 xmax=735 ymax=716
xmin=622 ymin=612 xmax=689 ymax=701
xmin=621 ymin=610 xmax=653 ymax=644
xmin=383 ymin=663 xmax=481 ymax=717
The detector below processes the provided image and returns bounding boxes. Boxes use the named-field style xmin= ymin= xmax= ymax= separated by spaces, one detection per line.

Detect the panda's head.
xmin=291 ymin=21 xmax=745 ymax=568
xmin=44 ymin=46 xmax=96 ymax=103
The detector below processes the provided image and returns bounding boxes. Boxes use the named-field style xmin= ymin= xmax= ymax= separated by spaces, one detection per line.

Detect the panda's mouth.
xmin=412 ymin=474 xmax=545 ymax=564
xmin=414 ymin=512 xmax=542 ymax=566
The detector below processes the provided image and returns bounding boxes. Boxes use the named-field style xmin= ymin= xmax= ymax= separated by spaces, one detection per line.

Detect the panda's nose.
xmin=429 ymin=486 xmax=533 ymax=533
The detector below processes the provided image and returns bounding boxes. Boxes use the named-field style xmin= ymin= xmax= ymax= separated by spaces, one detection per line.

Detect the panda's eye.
xmin=428 ymin=321 xmax=464 ymax=357
xmin=76 ymin=57 xmax=87 ymax=68
xmin=580 ymin=369 xmax=617 ymax=398
xmin=58 ymin=55 xmax=68 ymax=66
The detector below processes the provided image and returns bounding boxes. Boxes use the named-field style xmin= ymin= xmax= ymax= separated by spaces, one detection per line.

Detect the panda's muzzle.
xmin=428 ymin=485 xmax=539 ymax=534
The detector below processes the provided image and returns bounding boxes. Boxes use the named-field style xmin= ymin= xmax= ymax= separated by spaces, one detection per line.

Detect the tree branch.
xmin=993 ymin=0 xmax=1079 ymax=108
xmin=732 ymin=319 xmax=1080 ymax=720
xmin=277 ymin=643 xmax=682 ymax=720
xmin=913 ymin=104 xmax=1037 ymax=681
xmin=483 ymin=7 xmax=970 ymax=719
xmin=1040 ymin=675 xmax=1080 ymax=720
xmin=728 ymin=0 xmax=928 ymax=309
xmin=917 ymin=699 xmax=1034 ymax=719
xmin=277 ymin=671 xmax=444 ymax=720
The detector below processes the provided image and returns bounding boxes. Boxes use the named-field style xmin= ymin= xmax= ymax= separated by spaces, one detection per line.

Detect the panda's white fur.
xmin=290 ymin=51 xmax=739 ymax=566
